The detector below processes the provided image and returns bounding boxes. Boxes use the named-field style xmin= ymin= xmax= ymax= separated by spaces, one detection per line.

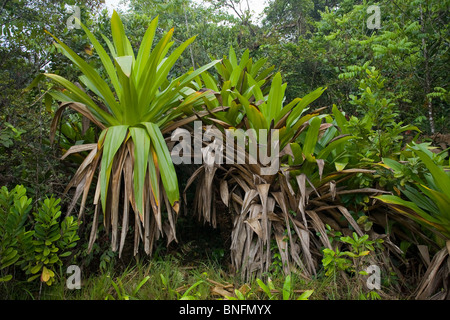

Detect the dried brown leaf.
xmin=220 ymin=179 xmax=229 ymax=206
xmin=61 ymin=143 xmax=97 ymax=160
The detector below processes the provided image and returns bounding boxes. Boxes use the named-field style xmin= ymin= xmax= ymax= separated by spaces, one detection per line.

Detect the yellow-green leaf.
xmin=115 ymin=56 xmax=133 ymax=78
xmin=41 ymin=266 xmax=54 ymax=283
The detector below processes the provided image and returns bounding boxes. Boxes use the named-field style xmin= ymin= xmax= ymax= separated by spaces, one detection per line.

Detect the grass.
xmin=0 ymin=252 xmax=403 ymax=300
xmin=0 ymin=212 xmax=408 ymax=300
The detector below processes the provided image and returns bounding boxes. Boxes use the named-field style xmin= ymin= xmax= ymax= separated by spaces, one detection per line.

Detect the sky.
xmin=104 ymin=0 xmax=268 ymax=21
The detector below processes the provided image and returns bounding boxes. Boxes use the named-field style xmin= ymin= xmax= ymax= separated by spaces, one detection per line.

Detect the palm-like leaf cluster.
xmin=36 ymin=14 xmax=410 ymax=281
xmin=375 ymin=145 xmax=450 ymax=239
xmin=375 ymin=145 xmax=450 ymax=299
xmin=21 ymin=10 xmax=450 ymax=298
xmin=38 ymin=12 xmax=219 ymax=257
xmin=184 ymin=48 xmax=384 ymax=279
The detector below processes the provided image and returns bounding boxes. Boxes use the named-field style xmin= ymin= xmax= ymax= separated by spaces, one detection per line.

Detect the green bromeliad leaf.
xmin=143 ymin=122 xmax=179 ymax=207
xmin=99 ymin=125 xmax=129 ymax=214
xmin=129 ymin=127 xmax=150 ymax=217
xmin=287 ymin=87 xmax=326 ymax=129
xmin=115 ymin=56 xmax=133 ymax=78
xmin=26 ymin=10 xmax=226 ymax=257
xmin=376 ymin=149 xmax=450 ymax=239
xmin=303 ymin=117 xmax=321 ymax=162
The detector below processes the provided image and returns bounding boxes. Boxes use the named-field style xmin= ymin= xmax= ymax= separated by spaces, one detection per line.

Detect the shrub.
xmin=0 ymin=185 xmax=80 ymax=287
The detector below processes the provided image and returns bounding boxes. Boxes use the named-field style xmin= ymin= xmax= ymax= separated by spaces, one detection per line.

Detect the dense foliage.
xmin=0 ymin=0 xmax=449 ymax=300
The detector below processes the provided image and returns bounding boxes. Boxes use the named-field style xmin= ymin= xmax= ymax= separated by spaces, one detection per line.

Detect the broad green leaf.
xmin=235 ymin=92 xmax=266 ymax=131
xmin=402 ymin=185 xmax=437 ymax=213
xmin=229 ymin=65 xmax=242 ymax=86
xmin=43 ymin=74 xmax=118 ymax=126
xmin=99 ymin=125 xmax=129 ymax=213
xmin=234 ymin=289 xmax=245 ymax=300
xmin=247 ymin=105 xmax=267 ymax=132
xmin=250 ymin=57 xmax=267 ymax=78
xmin=101 ymin=34 xmax=117 ymax=58
xmin=415 ymin=150 xmax=450 ymax=195
xmin=317 ymin=135 xmax=353 ymax=160
xmin=215 ymin=60 xmax=230 ymax=80
xmin=201 ymin=71 xmax=219 ymax=93
xmin=59 ymin=251 xmax=72 ymax=257
xmin=247 ymin=73 xmax=264 ymax=102
xmin=129 ymin=127 xmax=150 ymax=217
xmin=228 ymin=46 xmax=238 ymax=68
xmin=135 ymin=16 xmax=158 ymax=81
xmin=111 ymin=11 xmax=133 ymax=58
xmin=375 ymin=195 xmax=442 ymax=225
xmin=143 ymin=123 xmax=179 ymax=207
xmin=256 ymin=279 xmax=271 ymax=298
xmin=287 ymin=87 xmax=326 ymax=128
xmin=78 ymin=75 xmax=105 ymax=101
xmin=143 ymin=60 xmax=221 ymax=123
xmin=417 ymin=185 xmax=450 ymax=220
xmin=342 ymin=251 xmax=358 ymax=258
xmin=288 ymin=143 xmax=303 ymax=165
xmin=276 ymin=97 xmax=301 ymax=124
xmin=0 ymin=275 xmax=13 ymax=282
xmin=152 ymin=36 xmax=197 ymax=96
xmin=0 ymin=249 xmax=18 ymax=268
xmin=297 ymin=290 xmax=314 ymax=300
xmin=176 ymin=59 xmax=221 ymax=89
xmin=138 ymin=28 xmax=174 ymax=103
xmin=238 ymin=49 xmax=250 ymax=70
xmin=398 ymin=124 xmax=421 ymax=134
xmin=266 ymin=72 xmax=285 ymax=123
xmin=115 ymin=57 xmax=138 ymax=124
xmin=115 ymin=56 xmax=133 ymax=78
xmin=46 ymin=30 xmax=122 ymax=121
xmin=30 ymin=264 xmax=42 ymax=274
xmin=78 ymin=18 xmax=121 ymax=96
xmin=335 ymin=161 xmax=348 ymax=171
xmin=296 ymin=112 xmax=319 ymax=130
xmin=282 ymin=275 xmax=291 ymax=300
xmin=332 ymin=104 xmax=349 ymax=134
xmin=382 ymin=158 xmax=404 ymax=174
xmin=303 ymin=117 xmax=321 ymax=162
xmin=255 ymin=64 xmax=275 ymax=82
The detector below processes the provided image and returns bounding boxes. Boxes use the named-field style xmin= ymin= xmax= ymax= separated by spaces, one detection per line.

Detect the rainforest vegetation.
xmin=0 ymin=0 xmax=449 ymax=301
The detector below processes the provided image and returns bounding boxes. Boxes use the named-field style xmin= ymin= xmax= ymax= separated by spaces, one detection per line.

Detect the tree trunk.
xmin=420 ymin=4 xmax=435 ymax=134
xmin=183 ymin=2 xmax=196 ymax=70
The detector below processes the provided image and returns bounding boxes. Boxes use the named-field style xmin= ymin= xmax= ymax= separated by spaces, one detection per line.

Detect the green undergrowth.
xmin=1 ymin=253 xmax=404 ymax=300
